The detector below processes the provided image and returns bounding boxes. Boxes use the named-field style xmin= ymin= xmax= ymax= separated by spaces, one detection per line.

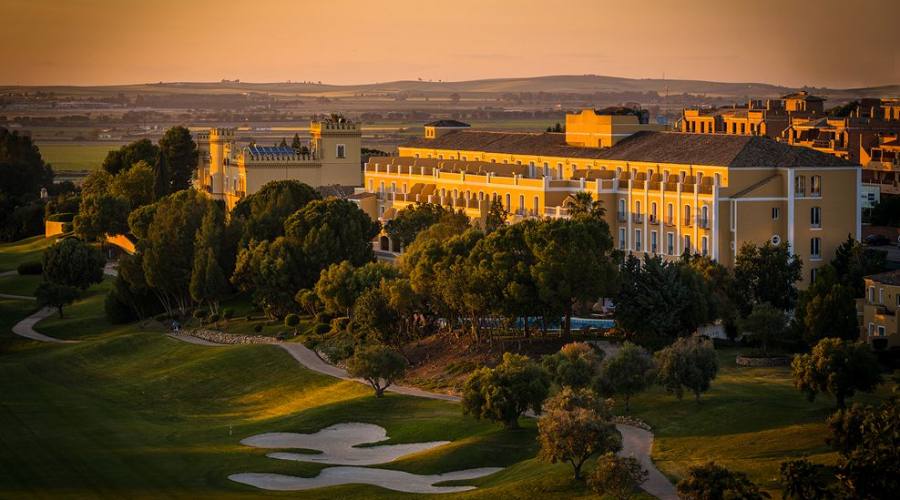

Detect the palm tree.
xmin=567 ymin=192 xmax=605 ymax=219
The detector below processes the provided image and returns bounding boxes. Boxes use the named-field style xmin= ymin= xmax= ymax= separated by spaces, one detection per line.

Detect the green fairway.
xmin=37 ymin=143 xmax=119 ymax=172
xmin=625 ymin=349 xmax=892 ymax=498
xmin=34 ymin=278 xmax=114 ymax=341
xmin=0 ymin=235 xmax=55 ymax=272
xmin=0 ymin=273 xmax=41 ymax=297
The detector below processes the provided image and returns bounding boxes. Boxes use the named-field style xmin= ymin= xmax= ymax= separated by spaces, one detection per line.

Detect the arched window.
xmin=684 ymin=205 xmax=692 ymax=224
xmin=667 ymin=203 xmax=674 ymax=224
xmin=505 ymin=193 xmax=511 ymax=210
xmin=701 ymin=205 xmax=709 ymax=227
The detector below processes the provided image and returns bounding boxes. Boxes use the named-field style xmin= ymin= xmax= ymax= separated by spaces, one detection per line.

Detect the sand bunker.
xmin=241 ymin=422 xmax=450 ymax=465
xmin=229 ymin=466 xmax=503 ymax=493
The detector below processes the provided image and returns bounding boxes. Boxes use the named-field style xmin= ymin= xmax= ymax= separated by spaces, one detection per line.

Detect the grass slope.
xmin=0 ymin=235 xmax=55 ymax=272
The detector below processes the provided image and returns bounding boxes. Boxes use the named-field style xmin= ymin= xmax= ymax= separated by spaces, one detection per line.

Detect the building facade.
xmin=862 ymin=270 xmax=900 ymax=350
xmin=360 ymin=110 xmax=860 ymax=287
xmin=194 ymin=118 xmax=362 ymax=209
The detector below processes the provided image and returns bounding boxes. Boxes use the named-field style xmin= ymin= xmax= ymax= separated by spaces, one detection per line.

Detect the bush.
xmin=284 ymin=313 xmax=300 ymax=328
xmin=315 ymin=311 xmax=333 ymax=324
xmin=104 ymin=289 xmax=135 ymax=324
xmin=676 ymin=462 xmax=768 ymax=500
xmin=588 ymin=453 xmax=648 ymax=499
xmin=17 ymin=261 xmax=42 ymax=275
xmin=193 ymin=309 xmax=207 ymax=320
xmin=222 ymin=308 xmax=233 ymax=320
xmin=207 ymin=313 xmax=220 ymax=323
xmin=253 ymin=323 xmax=263 ymax=333
xmin=317 ymin=330 xmax=356 ymax=362
xmin=313 ymin=322 xmax=330 ymax=335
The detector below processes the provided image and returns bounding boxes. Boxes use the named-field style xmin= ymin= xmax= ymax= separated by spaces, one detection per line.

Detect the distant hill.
xmin=3 ymin=75 xmax=897 ymax=105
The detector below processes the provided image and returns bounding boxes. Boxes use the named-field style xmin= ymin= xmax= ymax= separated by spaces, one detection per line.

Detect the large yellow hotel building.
xmin=359 ymin=109 xmax=861 ymax=286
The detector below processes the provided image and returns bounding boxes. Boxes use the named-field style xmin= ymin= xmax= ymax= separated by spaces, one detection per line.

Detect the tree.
xmin=538 ymin=387 xmax=621 ymax=480
xmin=79 ymin=169 xmax=113 ymax=199
xmin=566 ymin=191 xmax=605 ymax=220
xmin=230 ymin=180 xmax=321 ymax=246
xmin=384 ymin=202 xmax=468 ymax=250
xmin=792 ymin=338 xmax=882 ymax=409
xmin=352 ymin=287 xmax=402 ymax=346
xmin=827 ymin=397 xmax=900 ymax=499
xmin=42 ymin=237 xmax=104 ymax=290
xmin=542 ymin=342 xmax=604 ymax=389
xmin=127 ymin=203 xmax=157 ymax=240
xmin=315 ymin=261 xmax=357 ymax=317
xmin=733 ymin=241 xmax=802 ymax=315
xmin=483 ymin=197 xmax=509 ymax=233
xmin=34 ymin=282 xmax=80 ymax=318
xmin=291 ymin=133 xmax=302 ymax=150
xmin=284 ymin=313 xmax=300 ymax=335
xmin=158 ymin=126 xmax=199 ymax=192
xmin=109 ymin=160 xmax=155 ymax=208
xmin=284 ymin=198 xmax=380 ymax=284
xmin=830 ymin=236 xmax=886 ymax=296
xmin=676 ymin=462 xmax=770 ymax=500
xmin=462 ymin=352 xmax=550 ymax=429
xmin=795 ymin=265 xmax=858 ymax=345
xmin=655 ymin=336 xmax=719 ymax=402
xmin=278 ymin=137 xmax=288 ymax=148
xmin=189 ymin=207 xmax=228 ymax=313
xmin=346 ymin=345 xmax=408 ymax=397
xmin=232 ymin=237 xmax=305 ymax=318
xmin=739 ymin=302 xmax=787 ymax=355
xmin=152 ymin=150 xmax=170 ymax=199
xmin=73 ymin=193 xmax=130 ymax=241
xmin=295 ymin=289 xmax=320 ymax=316
xmin=588 ymin=453 xmax=648 ymax=499
xmin=142 ymin=189 xmax=215 ymax=316
xmin=779 ymin=459 xmax=833 ymax=500
xmin=101 ymin=139 xmax=159 ymax=176
xmin=597 ymin=341 xmax=656 ymax=412
xmin=615 ymin=255 xmax=715 ymax=346
xmin=526 ymin=217 xmax=616 ymax=335
xmin=869 ymin=195 xmax=900 ymax=227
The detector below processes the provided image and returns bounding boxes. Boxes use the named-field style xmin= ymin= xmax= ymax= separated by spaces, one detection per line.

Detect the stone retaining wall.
xmin=735 ymin=354 xmax=791 ymax=367
xmin=189 ymin=329 xmax=280 ymax=345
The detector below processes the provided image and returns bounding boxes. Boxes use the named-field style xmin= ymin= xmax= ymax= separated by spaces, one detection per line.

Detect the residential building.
xmin=360 ymin=109 xmax=860 ymax=287
xmin=194 ymin=118 xmax=361 ymax=209
xmin=862 ymin=270 xmax=900 ymax=350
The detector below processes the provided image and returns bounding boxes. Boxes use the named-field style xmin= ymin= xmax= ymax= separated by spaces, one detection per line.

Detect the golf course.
xmin=0 ymin=235 xmax=893 ymax=499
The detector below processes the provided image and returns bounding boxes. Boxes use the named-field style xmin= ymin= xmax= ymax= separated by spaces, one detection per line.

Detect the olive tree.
xmin=588 ymin=453 xmax=648 ymax=499
xmin=597 ymin=341 xmax=656 ymax=412
xmin=792 ymin=338 xmax=882 ymax=409
xmin=346 ymin=345 xmax=408 ymax=397
xmin=542 ymin=342 xmax=604 ymax=389
xmin=655 ymin=336 xmax=719 ymax=403
xmin=462 ymin=353 xmax=550 ymax=429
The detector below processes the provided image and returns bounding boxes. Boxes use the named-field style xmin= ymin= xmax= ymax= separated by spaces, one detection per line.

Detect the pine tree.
xmin=291 ymin=133 xmax=302 ymax=150
xmin=153 ymin=151 xmax=169 ymax=199
xmin=279 ymin=137 xmax=288 ymax=148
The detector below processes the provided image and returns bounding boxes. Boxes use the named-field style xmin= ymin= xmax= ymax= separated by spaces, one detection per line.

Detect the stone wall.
xmin=189 ymin=329 xmax=280 ymax=345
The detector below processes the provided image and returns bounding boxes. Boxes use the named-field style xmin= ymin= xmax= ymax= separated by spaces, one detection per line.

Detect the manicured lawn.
xmin=34 ymin=278 xmax=114 ymax=340
xmin=0 ymin=273 xmax=42 ymax=297
xmin=624 ymin=349 xmax=893 ymax=498
xmin=0 ymin=235 xmax=55 ymax=272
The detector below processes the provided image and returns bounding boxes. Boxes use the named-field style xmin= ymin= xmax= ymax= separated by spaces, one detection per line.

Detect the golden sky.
xmin=2 ymin=0 xmax=898 ymax=88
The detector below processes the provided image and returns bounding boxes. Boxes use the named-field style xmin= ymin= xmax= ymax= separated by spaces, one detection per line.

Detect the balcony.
xmin=617 ymin=211 xmax=627 ymax=223
xmin=545 ymin=206 xmax=570 ymax=219
xmin=696 ymin=217 xmax=710 ymax=229
xmin=649 ymin=214 xmax=658 ymax=224
xmin=632 ymin=213 xmax=644 ymax=224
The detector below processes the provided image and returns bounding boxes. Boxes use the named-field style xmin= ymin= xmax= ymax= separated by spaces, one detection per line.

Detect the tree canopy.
xmin=158 ymin=126 xmax=199 ymax=192
xmin=230 ymin=180 xmax=320 ymax=246
xmin=792 ymin=338 xmax=882 ymax=409
xmin=462 ymin=352 xmax=550 ymax=429
xmin=42 ymin=237 xmax=105 ymax=290
xmin=101 ymin=139 xmax=160 ymax=176
xmin=655 ymin=336 xmax=719 ymax=402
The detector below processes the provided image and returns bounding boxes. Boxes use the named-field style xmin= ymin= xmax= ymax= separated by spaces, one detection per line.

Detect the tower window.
xmin=336 ymin=144 xmax=346 ymax=159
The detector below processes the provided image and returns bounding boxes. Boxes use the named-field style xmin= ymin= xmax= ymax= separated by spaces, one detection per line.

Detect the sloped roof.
xmin=424 ymin=119 xmax=470 ymax=128
xmin=401 ymin=130 xmax=859 ymax=167
xmin=867 ymin=269 xmax=900 ymax=286
xmin=594 ymin=132 xmax=858 ymax=168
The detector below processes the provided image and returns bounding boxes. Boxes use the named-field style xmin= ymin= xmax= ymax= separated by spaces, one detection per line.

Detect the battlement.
xmin=209 ymin=127 xmax=236 ymax=140
xmin=240 ymin=146 xmax=319 ymax=163
xmin=310 ymin=120 xmax=359 ymax=135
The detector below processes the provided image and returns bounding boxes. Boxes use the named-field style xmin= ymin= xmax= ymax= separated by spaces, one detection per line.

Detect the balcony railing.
xmin=696 ymin=217 xmax=709 ymax=229
xmin=617 ymin=211 xmax=627 ymax=222
xmin=633 ymin=213 xmax=644 ymax=223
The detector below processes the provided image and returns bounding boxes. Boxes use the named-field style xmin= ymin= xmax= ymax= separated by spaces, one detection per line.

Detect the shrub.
xmin=676 ymin=462 xmax=768 ymax=500
xmin=331 ymin=316 xmax=350 ymax=333
xmin=222 ymin=308 xmax=233 ymax=320
xmin=284 ymin=313 xmax=300 ymax=328
xmin=104 ymin=289 xmax=135 ymax=324
xmin=315 ymin=311 xmax=333 ymax=324
xmin=588 ymin=453 xmax=648 ymax=499
xmin=207 ymin=313 xmax=220 ymax=324
xmin=313 ymin=322 xmax=330 ymax=335
xmin=193 ymin=309 xmax=207 ymax=320
xmin=17 ymin=261 xmax=42 ymax=275
xmin=253 ymin=323 xmax=263 ymax=333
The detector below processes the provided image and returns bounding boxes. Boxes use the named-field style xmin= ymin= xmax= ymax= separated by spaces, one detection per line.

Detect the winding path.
xmin=171 ymin=336 xmax=677 ymax=499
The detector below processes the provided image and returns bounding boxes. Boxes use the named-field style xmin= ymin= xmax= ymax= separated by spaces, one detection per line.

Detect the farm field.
xmin=36 ymin=142 xmax=121 ymax=172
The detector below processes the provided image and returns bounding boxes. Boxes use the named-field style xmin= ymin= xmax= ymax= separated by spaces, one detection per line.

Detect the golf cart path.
xmin=8 ymin=265 xmax=119 ymax=344
xmin=168 ymin=336 xmax=676 ymax=499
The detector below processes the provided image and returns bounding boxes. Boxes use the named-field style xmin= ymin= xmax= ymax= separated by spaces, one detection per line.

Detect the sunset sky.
xmin=2 ymin=0 xmax=898 ymax=88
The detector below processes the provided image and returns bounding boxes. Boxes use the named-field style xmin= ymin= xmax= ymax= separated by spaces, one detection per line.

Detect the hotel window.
xmin=684 ymin=205 xmax=692 ymax=225
xmin=795 ymin=175 xmax=806 ymax=195
xmin=336 ymin=144 xmax=346 ymax=159
xmin=543 ymin=162 xmax=549 ymax=176
xmin=811 ymin=207 xmax=821 ymax=227
xmin=557 ymin=163 xmax=563 ymax=179
xmin=533 ymin=197 xmax=539 ymax=215
xmin=618 ymin=228 xmax=626 ymax=251
xmin=772 ymin=207 xmax=780 ymax=220
xmin=684 ymin=235 xmax=692 ymax=253
xmin=667 ymin=203 xmax=674 ymax=224
xmin=518 ymin=195 xmax=525 ymax=213
xmin=701 ymin=236 xmax=709 ymax=256
xmin=505 ymin=193 xmax=511 ymax=210
xmin=666 ymin=232 xmax=675 ymax=255
xmin=878 ymin=326 xmax=886 ymax=337
xmin=810 ymin=175 xmax=821 ymax=196
xmin=651 ymin=231 xmax=658 ymax=253
xmin=700 ymin=205 xmax=709 ymax=227
xmin=635 ymin=201 xmax=642 ymax=216
xmin=879 ymin=288 xmax=884 ymax=304
xmin=634 ymin=229 xmax=642 ymax=251
xmin=618 ymin=199 xmax=626 ymax=219
xmin=810 ymin=237 xmax=821 ymax=259
xmin=391 ymin=182 xmax=396 ymax=193
xmin=868 ymin=286 xmax=875 ymax=303
xmin=650 ymin=202 xmax=658 ymax=222
xmin=740 ymin=123 xmax=746 ymax=134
